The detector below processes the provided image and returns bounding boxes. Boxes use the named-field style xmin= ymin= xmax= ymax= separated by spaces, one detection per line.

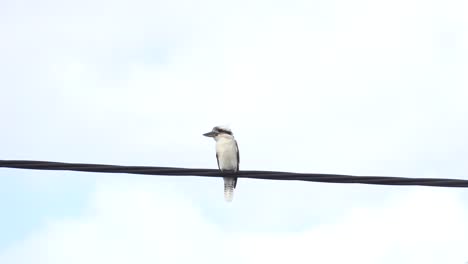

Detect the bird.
xmin=203 ymin=126 xmax=240 ymax=202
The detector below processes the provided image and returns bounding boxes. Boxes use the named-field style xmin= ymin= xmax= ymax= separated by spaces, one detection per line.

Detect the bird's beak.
xmin=203 ymin=131 xmax=217 ymax=137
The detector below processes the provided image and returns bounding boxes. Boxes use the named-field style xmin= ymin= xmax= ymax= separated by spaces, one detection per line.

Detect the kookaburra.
xmin=203 ymin=126 xmax=239 ymax=202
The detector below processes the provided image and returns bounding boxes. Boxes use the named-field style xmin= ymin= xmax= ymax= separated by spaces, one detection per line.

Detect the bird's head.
xmin=203 ymin=126 xmax=233 ymax=140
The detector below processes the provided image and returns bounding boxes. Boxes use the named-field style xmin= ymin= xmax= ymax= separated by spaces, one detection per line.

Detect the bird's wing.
xmin=235 ymin=140 xmax=240 ymax=172
xmin=216 ymin=152 xmax=221 ymax=170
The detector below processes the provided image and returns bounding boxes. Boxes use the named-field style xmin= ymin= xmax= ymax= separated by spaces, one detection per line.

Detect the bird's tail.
xmin=223 ymin=177 xmax=237 ymax=202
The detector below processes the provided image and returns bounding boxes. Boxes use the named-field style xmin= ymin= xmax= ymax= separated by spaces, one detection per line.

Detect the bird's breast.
xmin=216 ymin=139 xmax=238 ymax=171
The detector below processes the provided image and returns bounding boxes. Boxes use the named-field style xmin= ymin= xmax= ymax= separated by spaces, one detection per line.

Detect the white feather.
xmin=224 ymin=177 xmax=235 ymax=202
xmin=214 ymin=129 xmax=239 ymax=202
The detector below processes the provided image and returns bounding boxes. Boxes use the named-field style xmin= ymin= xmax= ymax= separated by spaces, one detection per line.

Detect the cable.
xmin=1 ymin=159 xmax=468 ymax=188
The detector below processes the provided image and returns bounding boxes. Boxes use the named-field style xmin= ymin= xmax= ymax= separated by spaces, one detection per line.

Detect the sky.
xmin=0 ymin=0 xmax=467 ymax=263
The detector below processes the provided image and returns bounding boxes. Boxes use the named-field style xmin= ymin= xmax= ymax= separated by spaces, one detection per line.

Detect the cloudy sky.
xmin=1 ymin=0 xmax=467 ymax=263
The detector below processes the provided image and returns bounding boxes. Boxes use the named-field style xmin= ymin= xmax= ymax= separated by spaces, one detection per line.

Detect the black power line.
xmin=1 ymin=159 xmax=468 ymax=188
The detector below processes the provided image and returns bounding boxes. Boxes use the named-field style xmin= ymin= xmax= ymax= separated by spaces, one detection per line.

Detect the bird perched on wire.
xmin=203 ymin=126 xmax=240 ymax=202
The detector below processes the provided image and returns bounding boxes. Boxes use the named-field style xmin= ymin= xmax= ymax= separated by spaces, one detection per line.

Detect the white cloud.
xmin=0 ymin=181 xmax=466 ymax=264
xmin=37 ymin=0 xmax=468 ymax=174
xmin=1 ymin=0 xmax=468 ymax=262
